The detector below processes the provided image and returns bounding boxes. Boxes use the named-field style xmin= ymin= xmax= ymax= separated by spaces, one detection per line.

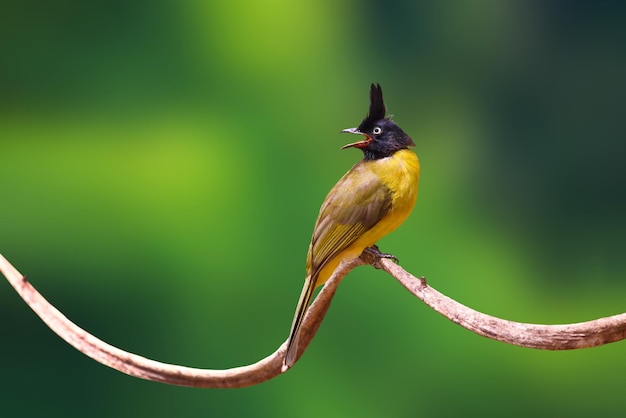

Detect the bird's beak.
xmin=340 ymin=127 xmax=371 ymax=149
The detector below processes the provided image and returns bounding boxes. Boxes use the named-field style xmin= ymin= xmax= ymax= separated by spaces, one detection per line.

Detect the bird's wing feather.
xmin=307 ymin=164 xmax=392 ymax=275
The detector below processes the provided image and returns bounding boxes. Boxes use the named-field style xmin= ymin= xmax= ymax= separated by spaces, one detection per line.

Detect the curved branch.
xmin=2 ymin=252 xmax=626 ymax=390
xmin=378 ymin=258 xmax=626 ymax=349
xmin=0 ymin=252 xmax=364 ymax=388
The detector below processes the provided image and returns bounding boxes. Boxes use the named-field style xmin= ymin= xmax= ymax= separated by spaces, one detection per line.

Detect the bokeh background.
xmin=2 ymin=1 xmax=626 ymax=417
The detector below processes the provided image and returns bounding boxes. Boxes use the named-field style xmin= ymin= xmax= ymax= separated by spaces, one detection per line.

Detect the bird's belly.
xmin=313 ymin=196 xmax=415 ymax=288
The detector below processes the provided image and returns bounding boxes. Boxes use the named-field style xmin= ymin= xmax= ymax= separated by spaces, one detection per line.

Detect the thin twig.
xmin=1 ymin=252 xmax=625 ymax=389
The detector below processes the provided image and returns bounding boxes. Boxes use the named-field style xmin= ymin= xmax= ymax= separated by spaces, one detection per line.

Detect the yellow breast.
xmin=357 ymin=149 xmax=420 ymax=243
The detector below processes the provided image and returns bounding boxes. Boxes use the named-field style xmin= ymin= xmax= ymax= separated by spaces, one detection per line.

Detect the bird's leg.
xmin=361 ymin=245 xmax=399 ymax=269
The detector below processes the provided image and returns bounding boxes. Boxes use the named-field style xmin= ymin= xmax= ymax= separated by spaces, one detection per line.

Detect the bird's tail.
xmin=283 ymin=275 xmax=317 ymax=370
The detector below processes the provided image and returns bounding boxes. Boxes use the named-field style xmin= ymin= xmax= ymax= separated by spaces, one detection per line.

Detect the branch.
xmin=2 ymin=252 xmax=626 ymax=389
xmin=377 ymin=258 xmax=626 ymax=349
xmin=0 ymin=252 xmax=364 ymax=388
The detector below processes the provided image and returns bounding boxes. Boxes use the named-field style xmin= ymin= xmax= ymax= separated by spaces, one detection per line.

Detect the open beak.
xmin=340 ymin=127 xmax=372 ymax=149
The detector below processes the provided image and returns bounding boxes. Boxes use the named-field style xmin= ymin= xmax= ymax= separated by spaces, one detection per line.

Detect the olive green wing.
xmin=307 ymin=165 xmax=393 ymax=275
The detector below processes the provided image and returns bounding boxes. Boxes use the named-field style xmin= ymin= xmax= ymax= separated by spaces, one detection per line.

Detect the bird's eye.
xmin=373 ymin=126 xmax=382 ymax=135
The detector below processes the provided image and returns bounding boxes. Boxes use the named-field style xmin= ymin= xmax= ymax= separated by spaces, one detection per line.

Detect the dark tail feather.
xmin=283 ymin=275 xmax=316 ymax=369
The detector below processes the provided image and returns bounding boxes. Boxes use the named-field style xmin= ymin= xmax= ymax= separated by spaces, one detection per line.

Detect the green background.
xmin=2 ymin=1 xmax=625 ymax=417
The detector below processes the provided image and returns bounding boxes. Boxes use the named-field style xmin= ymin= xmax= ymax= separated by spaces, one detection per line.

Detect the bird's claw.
xmin=361 ymin=245 xmax=399 ymax=269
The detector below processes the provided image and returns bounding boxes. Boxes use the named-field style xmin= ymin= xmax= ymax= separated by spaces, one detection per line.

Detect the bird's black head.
xmin=342 ymin=83 xmax=415 ymax=160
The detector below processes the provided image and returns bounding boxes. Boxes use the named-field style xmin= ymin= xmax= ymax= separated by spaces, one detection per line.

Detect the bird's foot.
xmin=361 ymin=245 xmax=399 ymax=269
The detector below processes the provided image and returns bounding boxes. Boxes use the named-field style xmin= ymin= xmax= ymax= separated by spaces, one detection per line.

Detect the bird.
xmin=283 ymin=83 xmax=420 ymax=369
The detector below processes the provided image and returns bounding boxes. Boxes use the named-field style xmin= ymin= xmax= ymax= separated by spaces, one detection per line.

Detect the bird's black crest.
xmin=358 ymin=83 xmax=387 ymax=133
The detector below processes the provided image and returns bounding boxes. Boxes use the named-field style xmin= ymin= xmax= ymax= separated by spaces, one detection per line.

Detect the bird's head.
xmin=341 ymin=83 xmax=415 ymax=160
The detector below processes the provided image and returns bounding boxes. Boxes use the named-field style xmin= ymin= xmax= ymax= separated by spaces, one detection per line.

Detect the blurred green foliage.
xmin=2 ymin=1 xmax=625 ymax=417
